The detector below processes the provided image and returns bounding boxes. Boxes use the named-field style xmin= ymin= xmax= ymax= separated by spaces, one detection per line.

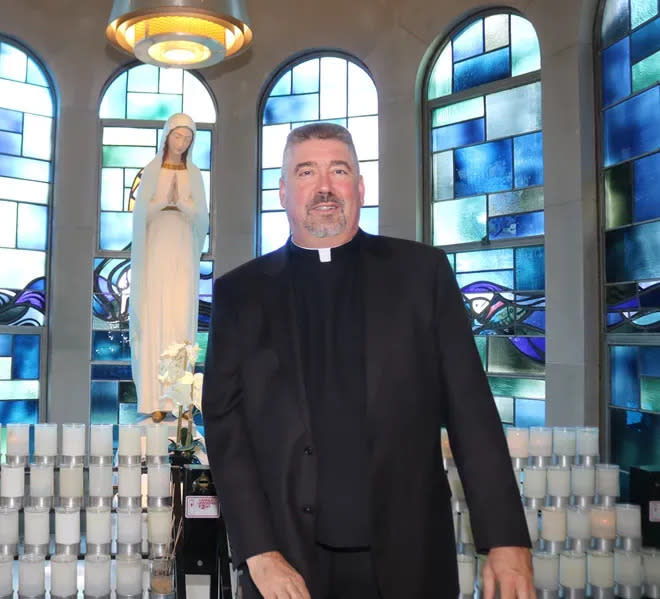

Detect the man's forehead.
xmin=287 ymin=138 xmax=354 ymax=163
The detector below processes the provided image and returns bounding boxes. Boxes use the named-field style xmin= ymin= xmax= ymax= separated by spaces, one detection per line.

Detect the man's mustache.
xmin=307 ymin=193 xmax=344 ymax=210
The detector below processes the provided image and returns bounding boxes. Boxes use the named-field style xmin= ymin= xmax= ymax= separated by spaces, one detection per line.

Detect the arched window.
xmin=258 ymin=52 xmax=379 ymax=255
xmin=93 ymin=63 xmax=216 ymax=425
xmin=597 ymin=0 xmax=660 ymax=484
xmin=0 ymin=37 xmax=55 ymax=427
xmin=423 ymin=12 xmax=545 ymax=427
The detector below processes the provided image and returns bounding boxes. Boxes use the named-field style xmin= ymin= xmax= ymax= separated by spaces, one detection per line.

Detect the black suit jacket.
xmin=202 ymin=232 xmax=530 ymax=598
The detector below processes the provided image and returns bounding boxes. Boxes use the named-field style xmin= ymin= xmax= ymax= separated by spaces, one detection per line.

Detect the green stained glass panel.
xmin=632 ymin=0 xmax=659 ymax=28
xmin=126 ymin=93 xmax=182 ymax=120
xmin=485 ymin=82 xmax=542 ymax=140
xmin=488 ymin=375 xmax=545 ymax=400
xmin=103 ymin=127 xmax=157 ymax=147
xmin=494 ymin=396 xmax=514 ymax=423
xmin=99 ymin=73 xmax=127 ymax=119
xmin=102 ymin=146 xmax=155 ymax=168
xmin=196 ymin=331 xmax=208 ymax=364
xmin=433 ymin=196 xmax=487 ymax=245
xmin=487 ymin=337 xmax=545 ymax=375
xmin=127 ymin=64 xmax=159 ymax=93
xmin=475 ymin=336 xmax=487 ymax=369
xmin=605 ymin=162 xmax=633 ymax=228
xmin=488 ymin=187 xmax=544 ymax=217
xmin=432 ymin=151 xmax=453 ymax=201
xmin=632 ymin=49 xmax=660 ymax=92
xmin=432 ymin=97 xmax=484 ymax=128
xmin=428 ymin=44 xmax=452 ymax=100
xmin=455 ymin=248 xmax=513 ymax=272
xmin=511 ymin=15 xmax=541 ymax=76
xmin=485 ymin=14 xmax=509 ymax=52
xmin=641 ymin=376 xmax=660 ymax=410
xmin=0 ymin=380 xmax=39 ymax=400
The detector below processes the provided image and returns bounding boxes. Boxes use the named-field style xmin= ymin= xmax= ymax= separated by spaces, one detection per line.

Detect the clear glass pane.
xmin=0 ymin=43 xmax=27 ymax=82
xmin=455 ymin=248 xmax=513 ymax=272
xmin=431 ymin=151 xmax=454 ymax=201
xmin=488 ymin=187 xmax=544 ymax=216
xmin=103 ymin=127 xmax=157 ymax=147
xmin=601 ymin=0 xmax=631 ymax=47
xmin=261 ymin=189 xmax=281 ymax=211
xmin=511 ymin=15 xmax=541 ymax=76
xmin=262 ymin=124 xmax=291 ymax=169
xmin=101 ymin=169 xmax=124 ymax=212
xmin=485 ymin=14 xmax=509 ymax=52
xmin=159 ymin=68 xmax=183 ymax=94
xmin=0 ymin=248 xmax=46 ymax=289
xmin=261 ymin=211 xmax=290 ymax=254
xmin=0 ymin=154 xmax=50 ymax=182
xmin=26 ymin=58 xmax=48 ymax=87
xmin=359 ymin=206 xmax=378 ymax=234
xmin=320 ymin=57 xmax=347 ymax=119
xmin=0 ymin=177 xmax=49 ymax=205
xmin=292 ymin=59 xmax=320 ymax=94
xmin=347 ymin=62 xmax=377 ymax=117
xmin=428 ymin=44 xmax=452 ymax=100
xmin=0 ymin=79 xmax=53 ymax=117
xmin=360 ymin=160 xmax=379 ymax=206
xmin=22 ymin=114 xmax=52 ymax=160
xmin=433 ymin=196 xmax=487 ymax=245
xmin=16 ymin=203 xmax=47 ymax=250
xmin=0 ymin=200 xmax=17 ymax=247
xmin=488 ymin=376 xmax=545 ymax=399
xmin=486 ymin=82 xmax=542 ymax=140
xmin=348 ymin=115 xmax=378 ymax=161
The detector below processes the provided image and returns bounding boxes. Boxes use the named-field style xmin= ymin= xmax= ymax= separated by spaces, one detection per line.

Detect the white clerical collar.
xmin=291 ymin=241 xmax=334 ymax=262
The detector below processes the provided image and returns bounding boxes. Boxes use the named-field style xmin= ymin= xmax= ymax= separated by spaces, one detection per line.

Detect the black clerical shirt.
xmin=289 ymin=232 xmax=370 ymax=548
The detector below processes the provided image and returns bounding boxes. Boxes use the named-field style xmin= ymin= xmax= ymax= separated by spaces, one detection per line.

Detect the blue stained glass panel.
xmin=603 ymin=86 xmax=660 ymax=167
xmin=0 ymin=107 xmax=22 ymax=133
xmin=454 ymin=47 xmax=511 ymax=93
xmin=610 ymin=346 xmax=640 ymax=408
xmin=92 ymin=331 xmax=130 ymax=361
xmin=292 ymin=59 xmax=319 ymax=94
xmin=606 ymin=220 xmax=660 ymax=282
xmin=191 ymin=130 xmax=211 ymax=170
xmin=453 ymin=20 xmax=484 ymax=62
xmin=455 ymin=248 xmax=513 ymax=272
xmin=633 ymin=151 xmax=660 ymax=222
xmin=0 ymin=154 xmax=50 ymax=182
xmin=456 ymin=270 xmax=514 ymax=289
xmin=99 ymin=73 xmax=127 ymax=119
xmin=601 ymin=0 xmax=630 ymax=47
xmin=432 ymin=118 xmax=485 ymax=152
xmin=16 ymin=204 xmax=47 ymax=250
xmin=0 ymin=400 xmax=38 ymax=424
xmin=262 ymin=168 xmax=281 ymax=189
xmin=91 ymin=364 xmax=132 ymax=380
xmin=127 ymin=64 xmax=159 ymax=93
xmin=90 ymin=381 xmax=118 ymax=424
xmin=454 ymin=138 xmax=512 ymax=197
xmin=270 ymin=71 xmax=291 ymax=96
xmin=514 ymin=132 xmax=544 ymax=188
xmin=0 ymin=131 xmax=21 ymax=155
xmin=0 ymin=335 xmax=11 ymax=355
xmin=514 ymin=398 xmax=545 ymax=427
xmin=100 ymin=212 xmax=133 ymax=251
xmin=602 ymin=37 xmax=632 ymax=106
xmin=631 ymin=17 xmax=660 ymax=63
xmin=489 ymin=212 xmax=544 ymax=240
xmin=640 ymin=346 xmax=660 ymax=376
xmin=359 ymin=206 xmax=378 ymax=235
xmin=263 ymin=94 xmax=318 ymax=125
xmin=119 ymin=402 xmax=139 ymax=424
xmin=11 ymin=335 xmax=39 ymax=379
xmin=26 ymin=59 xmax=48 ymax=87
xmin=515 ymin=246 xmax=545 ymax=290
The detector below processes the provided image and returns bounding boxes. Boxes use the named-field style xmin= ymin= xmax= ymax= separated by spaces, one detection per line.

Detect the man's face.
xmin=166 ymin=127 xmax=193 ymax=158
xmin=279 ymin=138 xmax=364 ymax=248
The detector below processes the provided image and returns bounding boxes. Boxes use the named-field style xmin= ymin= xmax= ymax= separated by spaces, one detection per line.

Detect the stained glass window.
xmin=93 ymin=64 xmax=216 ymax=426
xmin=258 ymin=54 xmax=379 ymax=254
xmin=599 ymin=0 xmax=660 ymax=490
xmin=0 ymin=38 xmax=55 ymax=422
xmin=425 ymin=13 xmax=545 ymax=426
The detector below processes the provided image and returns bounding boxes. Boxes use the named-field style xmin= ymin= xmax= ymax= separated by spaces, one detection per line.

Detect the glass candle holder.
xmin=616 ymin=504 xmax=642 ymax=549
xmin=117 ymin=506 xmax=143 ymax=548
xmin=61 ymin=423 xmax=86 ymax=457
xmin=84 ymin=554 xmax=111 ymax=598
xmin=85 ymin=505 xmax=112 ymax=549
xmin=28 ymin=463 xmax=54 ymax=502
xmin=614 ymin=549 xmax=643 ymax=587
xmin=0 ymin=463 xmax=25 ymax=507
xmin=88 ymin=463 xmax=113 ymax=500
xmin=118 ymin=424 xmax=142 ymax=458
xmin=570 ymin=464 xmax=595 ymax=501
xmin=0 ymin=506 xmax=19 ymax=551
xmin=6 ymin=423 xmax=30 ymax=458
xmin=146 ymin=424 xmax=169 ymax=458
xmin=506 ymin=427 xmax=529 ymax=465
xmin=524 ymin=506 xmax=539 ymax=546
xmin=54 ymin=506 xmax=80 ymax=551
xmin=89 ymin=424 xmax=113 ymax=457
xmin=33 ymin=424 xmax=57 ymax=459
xmin=0 ymin=554 xmax=13 ymax=597
xmin=523 ymin=466 xmax=547 ymax=508
xmin=591 ymin=505 xmax=616 ymax=551
xmin=150 ymin=557 xmax=174 ymax=596
xmin=643 ymin=547 xmax=660 ymax=599
xmin=552 ymin=427 xmax=576 ymax=464
xmin=576 ymin=427 xmax=598 ymax=458
xmin=559 ymin=550 xmax=586 ymax=590
xmin=58 ymin=464 xmax=83 ymax=504
xmin=547 ymin=466 xmax=570 ymax=505
xmin=50 ymin=553 xmax=77 ymax=598
xmin=118 ymin=464 xmax=142 ymax=502
xmin=116 ymin=554 xmax=143 ymax=597
xmin=588 ymin=550 xmax=614 ymax=589
xmin=147 ymin=506 xmax=173 ymax=546
xmin=457 ymin=553 xmax=476 ymax=596
xmin=148 ymin=464 xmax=172 ymax=500
xmin=532 ymin=551 xmax=559 ymax=592
xmin=596 ymin=464 xmax=620 ymax=503
xmin=23 ymin=506 xmax=50 ymax=553
xmin=529 ymin=427 xmax=552 ymax=462
xmin=18 ymin=553 xmax=45 ymax=597
xmin=566 ymin=505 xmax=590 ymax=552
xmin=541 ymin=506 xmax=567 ymax=550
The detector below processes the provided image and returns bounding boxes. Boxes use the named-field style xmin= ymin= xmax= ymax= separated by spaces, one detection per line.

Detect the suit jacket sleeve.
xmin=202 ymin=276 xmax=278 ymax=566
xmin=434 ymin=250 xmax=531 ymax=552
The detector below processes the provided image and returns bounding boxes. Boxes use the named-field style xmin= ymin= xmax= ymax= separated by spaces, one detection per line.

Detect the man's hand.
xmin=482 ymin=546 xmax=536 ymax=599
xmin=246 ymin=551 xmax=311 ymax=599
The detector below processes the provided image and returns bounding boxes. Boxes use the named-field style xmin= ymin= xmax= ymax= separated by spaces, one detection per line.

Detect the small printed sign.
xmin=186 ymin=495 xmax=220 ymax=518
xmin=650 ymin=500 xmax=660 ymax=523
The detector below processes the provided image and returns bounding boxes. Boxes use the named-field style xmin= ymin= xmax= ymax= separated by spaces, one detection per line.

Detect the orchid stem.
xmin=176 ymin=404 xmax=183 ymax=445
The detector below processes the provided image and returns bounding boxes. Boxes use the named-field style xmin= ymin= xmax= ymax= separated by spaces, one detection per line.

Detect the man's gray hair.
xmin=281 ymin=122 xmax=360 ymax=175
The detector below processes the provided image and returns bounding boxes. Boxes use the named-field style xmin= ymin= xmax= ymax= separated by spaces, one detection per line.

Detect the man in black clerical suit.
xmin=202 ymin=123 xmax=535 ymax=599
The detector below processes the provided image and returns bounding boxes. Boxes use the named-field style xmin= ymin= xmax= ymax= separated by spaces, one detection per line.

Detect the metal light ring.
xmin=134 ymin=33 xmax=227 ymax=68
xmin=108 ymin=0 xmax=251 ymax=27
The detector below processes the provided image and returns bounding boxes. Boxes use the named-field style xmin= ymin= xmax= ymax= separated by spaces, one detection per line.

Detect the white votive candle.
xmin=117 ymin=506 xmax=143 ymax=544
xmin=447 ymin=466 xmax=464 ymax=499
xmin=19 ymin=554 xmax=45 ymax=597
xmin=441 ymin=428 xmax=453 ymax=460
xmin=571 ymin=465 xmax=595 ymax=497
xmin=524 ymin=506 xmax=539 ymax=543
xmin=523 ymin=466 xmax=547 ymax=499
xmin=457 ymin=553 xmax=476 ymax=595
xmin=560 ymin=550 xmax=586 ymax=589
xmin=116 ymin=554 xmax=143 ymax=596
xmin=589 ymin=550 xmax=614 ymax=588
xmin=147 ymin=424 xmax=169 ymax=457
xmin=84 ymin=554 xmax=111 ymax=596
xmin=576 ymin=427 xmax=599 ymax=456
xmin=643 ymin=547 xmax=660 ymax=586
xmin=506 ymin=427 xmax=529 ymax=458
xmin=61 ymin=423 xmax=86 ymax=456
xmin=119 ymin=464 xmax=142 ymax=497
xmin=553 ymin=427 xmax=576 ymax=456
xmin=0 ymin=554 xmax=12 ymax=596
xmin=616 ymin=503 xmax=642 ymax=538
xmin=148 ymin=464 xmax=171 ymax=498
xmin=591 ymin=506 xmax=616 ymax=539
xmin=148 ymin=506 xmax=173 ymax=544
xmin=55 ymin=507 xmax=80 ymax=545
xmin=119 ymin=424 xmax=142 ymax=456
xmin=88 ymin=463 xmax=113 ymax=497
xmin=0 ymin=463 xmax=24 ymax=498
xmin=567 ymin=506 xmax=591 ymax=539
xmin=86 ymin=505 xmax=112 ymax=545
xmin=533 ymin=551 xmax=559 ymax=591
xmin=615 ymin=549 xmax=643 ymax=586
xmin=89 ymin=424 xmax=113 ymax=457
xmin=547 ymin=466 xmax=571 ymax=497
xmin=29 ymin=463 xmax=54 ymax=497
xmin=59 ymin=465 xmax=83 ymax=498
xmin=50 ymin=553 xmax=77 ymax=597
xmin=33 ymin=423 xmax=57 ymax=457
xmin=596 ymin=464 xmax=620 ymax=497
xmin=541 ymin=506 xmax=567 ymax=542
xmin=529 ymin=427 xmax=552 ymax=457
xmin=0 ymin=507 xmax=19 ymax=544
xmin=6 ymin=423 xmax=29 ymax=456
xmin=24 ymin=505 xmax=50 ymax=546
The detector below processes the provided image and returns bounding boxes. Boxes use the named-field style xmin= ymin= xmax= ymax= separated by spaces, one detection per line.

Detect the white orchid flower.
xmin=192 ymin=373 xmax=204 ymax=411
xmin=185 ymin=343 xmax=200 ymax=366
xmin=160 ymin=342 xmax=186 ymax=359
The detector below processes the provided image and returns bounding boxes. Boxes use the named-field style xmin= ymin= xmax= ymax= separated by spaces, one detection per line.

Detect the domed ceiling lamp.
xmin=106 ymin=0 xmax=253 ymax=69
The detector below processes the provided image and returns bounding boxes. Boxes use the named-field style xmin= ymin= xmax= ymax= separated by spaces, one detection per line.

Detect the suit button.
xmin=303 ymin=446 xmax=314 ymax=455
xmin=302 ymin=505 xmax=314 ymax=514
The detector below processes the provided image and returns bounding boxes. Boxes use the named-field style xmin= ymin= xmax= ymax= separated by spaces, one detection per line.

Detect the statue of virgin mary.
xmin=129 ymin=113 xmax=209 ymax=420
